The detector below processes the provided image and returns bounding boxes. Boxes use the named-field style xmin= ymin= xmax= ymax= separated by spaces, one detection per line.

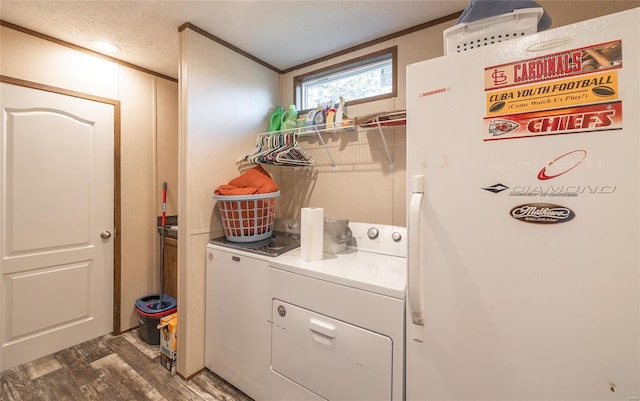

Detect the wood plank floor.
xmin=0 ymin=331 xmax=253 ymax=401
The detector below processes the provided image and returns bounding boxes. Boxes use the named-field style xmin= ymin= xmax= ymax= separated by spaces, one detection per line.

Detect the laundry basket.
xmin=443 ymin=7 xmax=544 ymax=55
xmin=214 ymin=191 xmax=280 ymax=242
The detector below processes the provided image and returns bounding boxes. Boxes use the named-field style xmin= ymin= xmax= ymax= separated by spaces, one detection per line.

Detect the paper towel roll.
xmin=301 ymin=207 xmax=324 ymax=261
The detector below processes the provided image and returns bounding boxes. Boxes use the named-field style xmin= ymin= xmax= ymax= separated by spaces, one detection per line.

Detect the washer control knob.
xmin=367 ymin=227 xmax=379 ymax=239
xmin=392 ymin=232 xmax=402 ymax=242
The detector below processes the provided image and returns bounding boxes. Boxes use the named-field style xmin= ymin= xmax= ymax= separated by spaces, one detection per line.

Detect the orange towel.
xmin=214 ymin=185 xmax=259 ymax=196
xmin=214 ymin=165 xmax=278 ymax=195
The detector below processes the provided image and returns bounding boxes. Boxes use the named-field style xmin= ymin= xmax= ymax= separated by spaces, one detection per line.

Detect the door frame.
xmin=0 ymin=74 xmax=123 ymax=334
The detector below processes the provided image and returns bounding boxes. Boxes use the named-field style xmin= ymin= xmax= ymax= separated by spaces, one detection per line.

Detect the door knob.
xmin=100 ymin=231 xmax=112 ymax=239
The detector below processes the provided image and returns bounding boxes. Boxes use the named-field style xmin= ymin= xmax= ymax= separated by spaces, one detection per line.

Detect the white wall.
xmin=178 ymin=27 xmax=280 ymax=377
xmin=156 ymin=78 xmax=179 ymax=218
xmin=0 ymin=25 xmax=179 ymax=333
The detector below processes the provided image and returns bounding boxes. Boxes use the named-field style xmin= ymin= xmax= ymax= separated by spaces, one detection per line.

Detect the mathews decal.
xmin=510 ymin=203 xmax=575 ymax=224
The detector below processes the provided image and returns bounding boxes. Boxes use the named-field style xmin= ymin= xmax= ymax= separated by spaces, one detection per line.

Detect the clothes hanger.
xmin=275 ymin=132 xmax=312 ymax=166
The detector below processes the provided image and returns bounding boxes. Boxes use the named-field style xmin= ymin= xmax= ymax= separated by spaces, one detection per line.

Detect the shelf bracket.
xmin=373 ymin=117 xmax=394 ymax=170
xmin=311 ymin=126 xmax=337 ymax=169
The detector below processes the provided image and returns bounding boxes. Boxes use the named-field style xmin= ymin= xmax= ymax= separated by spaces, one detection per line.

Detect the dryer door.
xmin=271 ymin=299 xmax=393 ymax=401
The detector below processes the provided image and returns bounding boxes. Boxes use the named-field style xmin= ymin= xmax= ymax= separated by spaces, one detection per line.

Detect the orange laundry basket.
xmin=213 ymin=191 xmax=280 ymax=242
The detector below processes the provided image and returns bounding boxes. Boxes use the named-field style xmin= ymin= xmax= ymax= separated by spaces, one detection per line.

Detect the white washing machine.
xmin=268 ymin=223 xmax=407 ymax=401
xmin=206 ymin=231 xmax=322 ymax=401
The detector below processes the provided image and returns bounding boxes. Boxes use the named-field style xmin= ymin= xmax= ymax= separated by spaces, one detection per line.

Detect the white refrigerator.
xmin=406 ymin=8 xmax=639 ymax=401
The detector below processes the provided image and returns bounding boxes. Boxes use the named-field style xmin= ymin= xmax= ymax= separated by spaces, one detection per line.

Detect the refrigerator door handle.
xmin=409 ymin=175 xmax=425 ymax=342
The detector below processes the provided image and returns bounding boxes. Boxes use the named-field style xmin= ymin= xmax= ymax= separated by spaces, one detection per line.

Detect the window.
xmin=294 ymin=47 xmax=397 ymax=111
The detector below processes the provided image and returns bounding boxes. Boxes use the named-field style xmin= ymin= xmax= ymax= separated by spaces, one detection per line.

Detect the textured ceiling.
xmin=0 ymin=1 xmax=469 ymax=79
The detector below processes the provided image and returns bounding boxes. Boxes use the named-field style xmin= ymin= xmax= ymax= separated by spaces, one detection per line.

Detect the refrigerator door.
xmin=406 ymin=9 xmax=639 ymax=401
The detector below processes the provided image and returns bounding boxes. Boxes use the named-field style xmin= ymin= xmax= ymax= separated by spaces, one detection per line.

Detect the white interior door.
xmin=0 ymin=82 xmax=114 ymax=370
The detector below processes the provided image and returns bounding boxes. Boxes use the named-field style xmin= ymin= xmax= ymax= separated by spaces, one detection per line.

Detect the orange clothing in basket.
xmin=214 ymin=165 xmax=278 ymax=195
xmin=214 ymin=166 xmax=279 ymax=239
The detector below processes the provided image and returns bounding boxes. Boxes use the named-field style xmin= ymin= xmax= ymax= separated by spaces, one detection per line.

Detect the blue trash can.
xmin=135 ymin=294 xmax=177 ymax=345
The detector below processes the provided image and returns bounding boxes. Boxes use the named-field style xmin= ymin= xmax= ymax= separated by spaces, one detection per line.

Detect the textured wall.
xmin=177 ymin=27 xmax=280 ymax=378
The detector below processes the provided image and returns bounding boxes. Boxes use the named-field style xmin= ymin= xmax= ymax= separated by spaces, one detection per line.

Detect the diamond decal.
xmin=483 ymin=183 xmax=509 ymax=193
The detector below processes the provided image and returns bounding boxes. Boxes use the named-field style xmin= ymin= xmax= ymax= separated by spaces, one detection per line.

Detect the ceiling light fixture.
xmin=92 ymin=40 xmax=121 ymax=53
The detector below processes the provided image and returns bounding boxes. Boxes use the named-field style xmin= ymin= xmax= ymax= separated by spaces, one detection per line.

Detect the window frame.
xmin=293 ymin=46 xmax=397 ymax=113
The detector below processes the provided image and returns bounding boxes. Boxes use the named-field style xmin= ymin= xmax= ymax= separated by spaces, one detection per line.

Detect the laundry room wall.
xmin=177 ymin=25 xmax=280 ymax=378
xmin=275 ymin=16 xmax=457 ymax=228
xmin=541 ymin=0 xmax=639 ymax=28
xmin=0 ymin=24 xmax=179 ymax=334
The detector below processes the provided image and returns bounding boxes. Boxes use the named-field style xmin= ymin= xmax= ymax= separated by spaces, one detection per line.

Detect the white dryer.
xmin=268 ymin=223 xmax=407 ymax=401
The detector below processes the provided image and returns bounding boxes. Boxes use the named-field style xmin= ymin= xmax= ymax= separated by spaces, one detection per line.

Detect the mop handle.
xmin=159 ymin=182 xmax=168 ymax=307
xmin=161 ymin=182 xmax=167 ymax=227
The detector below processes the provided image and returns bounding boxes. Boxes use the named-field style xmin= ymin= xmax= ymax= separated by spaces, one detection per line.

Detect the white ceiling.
xmin=0 ymin=1 xmax=469 ymax=79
